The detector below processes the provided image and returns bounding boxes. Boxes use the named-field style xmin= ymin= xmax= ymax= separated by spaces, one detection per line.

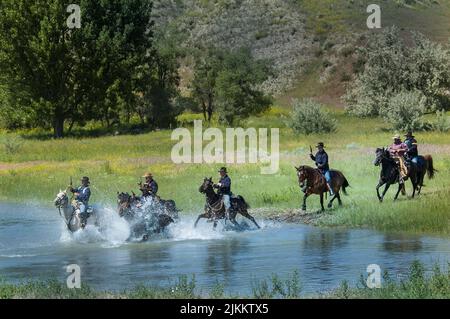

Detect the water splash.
xmin=59 ymin=205 xmax=130 ymax=246
xmin=167 ymin=217 xmax=226 ymax=241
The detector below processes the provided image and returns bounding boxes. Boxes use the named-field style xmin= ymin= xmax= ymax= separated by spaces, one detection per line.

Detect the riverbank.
xmin=1 ymin=261 xmax=448 ymax=299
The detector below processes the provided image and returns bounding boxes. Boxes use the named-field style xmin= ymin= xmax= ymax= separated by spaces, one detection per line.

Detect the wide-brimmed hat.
xmin=142 ymin=172 xmax=153 ymax=178
xmin=81 ymin=176 xmax=90 ymax=184
xmin=392 ymin=134 xmax=401 ymax=140
xmin=316 ymin=142 xmax=325 ymax=148
xmin=404 ymin=131 xmax=415 ymax=138
xmin=218 ymin=167 xmax=227 ymax=173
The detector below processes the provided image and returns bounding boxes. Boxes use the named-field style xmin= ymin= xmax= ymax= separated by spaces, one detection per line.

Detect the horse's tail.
xmin=237 ymin=195 xmax=250 ymax=210
xmin=342 ymin=176 xmax=350 ymax=195
xmin=424 ymin=155 xmax=436 ymax=179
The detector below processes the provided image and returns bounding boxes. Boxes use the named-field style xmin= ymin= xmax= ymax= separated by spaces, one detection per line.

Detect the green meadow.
xmin=1 ymin=108 xmax=450 ymax=235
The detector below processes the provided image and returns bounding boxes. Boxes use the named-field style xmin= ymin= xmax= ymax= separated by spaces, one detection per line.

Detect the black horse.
xmin=195 ymin=177 xmax=260 ymax=230
xmin=117 ymin=192 xmax=176 ymax=240
xmin=373 ymin=148 xmax=435 ymax=201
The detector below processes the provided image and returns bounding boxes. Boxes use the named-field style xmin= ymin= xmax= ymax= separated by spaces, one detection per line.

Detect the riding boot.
xmin=327 ymin=183 xmax=335 ymax=196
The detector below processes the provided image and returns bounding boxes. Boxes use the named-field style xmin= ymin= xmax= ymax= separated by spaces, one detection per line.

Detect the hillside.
xmin=151 ymin=0 xmax=450 ymax=107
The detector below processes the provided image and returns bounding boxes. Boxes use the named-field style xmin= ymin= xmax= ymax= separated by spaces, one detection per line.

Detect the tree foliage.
xmin=0 ymin=1 xmax=181 ymax=137
xmin=191 ymin=47 xmax=273 ymax=124
xmin=345 ymin=27 xmax=450 ymax=118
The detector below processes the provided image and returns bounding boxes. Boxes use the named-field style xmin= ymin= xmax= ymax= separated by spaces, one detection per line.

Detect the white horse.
xmin=54 ymin=190 xmax=98 ymax=232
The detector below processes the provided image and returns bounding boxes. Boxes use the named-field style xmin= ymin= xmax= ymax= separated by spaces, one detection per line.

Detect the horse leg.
xmin=302 ymin=193 xmax=309 ymax=211
xmin=417 ymin=171 xmax=425 ymax=195
xmin=229 ymin=216 xmax=242 ymax=230
xmin=327 ymin=192 xmax=339 ymax=209
xmin=194 ymin=213 xmax=208 ymax=228
xmin=376 ymin=180 xmax=386 ymax=202
xmin=411 ymin=179 xmax=416 ymax=199
xmin=380 ymin=183 xmax=391 ymax=202
xmin=337 ymin=192 xmax=342 ymax=206
xmin=320 ymin=192 xmax=325 ymax=212
xmin=394 ymin=183 xmax=402 ymax=201
xmin=239 ymin=210 xmax=261 ymax=229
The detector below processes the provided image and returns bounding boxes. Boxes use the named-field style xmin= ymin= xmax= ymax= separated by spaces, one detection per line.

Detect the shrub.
xmin=287 ymin=99 xmax=337 ymax=135
xmin=381 ymin=90 xmax=427 ymax=131
xmin=433 ymin=110 xmax=450 ymax=132
xmin=2 ymin=135 xmax=23 ymax=155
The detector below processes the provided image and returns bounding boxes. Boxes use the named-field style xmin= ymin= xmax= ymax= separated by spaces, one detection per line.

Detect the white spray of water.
xmin=59 ymin=205 xmax=131 ymax=247
xmin=166 ymin=214 xmax=276 ymax=241
xmin=58 ymin=200 xmax=277 ymax=245
xmin=167 ymin=217 xmax=226 ymax=241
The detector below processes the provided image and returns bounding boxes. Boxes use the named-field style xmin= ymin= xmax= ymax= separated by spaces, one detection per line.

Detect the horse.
xmin=117 ymin=192 xmax=176 ymax=239
xmin=373 ymin=148 xmax=435 ymax=201
xmin=54 ymin=190 xmax=98 ymax=232
xmin=295 ymin=166 xmax=350 ymax=211
xmin=195 ymin=177 xmax=260 ymax=230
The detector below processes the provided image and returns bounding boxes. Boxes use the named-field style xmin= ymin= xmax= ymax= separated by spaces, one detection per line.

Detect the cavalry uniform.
xmin=218 ymin=175 xmax=231 ymax=210
xmin=388 ymin=135 xmax=408 ymax=183
xmin=140 ymin=172 xmax=158 ymax=197
xmin=70 ymin=177 xmax=91 ymax=224
xmin=310 ymin=143 xmax=334 ymax=196
xmin=215 ymin=167 xmax=232 ymax=217
xmin=404 ymin=132 xmax=419 ymax=165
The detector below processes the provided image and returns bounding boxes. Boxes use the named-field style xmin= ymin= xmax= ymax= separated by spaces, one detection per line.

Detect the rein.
xmin=207 ymin=199 xmax=224 ymax=214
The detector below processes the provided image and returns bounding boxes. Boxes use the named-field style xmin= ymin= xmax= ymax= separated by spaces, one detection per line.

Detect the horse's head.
xmin=117 ymin=192 xmax=132 ymax=206
xmin=295 ymin=166 xmax=308 ymax=186
xmin=374 ymin=147 xmax=389 ymax=166
xmin=199 ymin=177 xmax=213 ymax=194
xmin=54 ymin=190 xmax=69 ymax=208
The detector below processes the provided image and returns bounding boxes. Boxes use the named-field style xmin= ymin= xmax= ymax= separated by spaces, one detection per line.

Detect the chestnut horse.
xmin=295 ymin=166 xmax=350 ymax=211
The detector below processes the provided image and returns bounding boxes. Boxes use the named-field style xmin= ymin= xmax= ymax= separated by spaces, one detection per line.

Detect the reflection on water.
xmin=382 ymin=235 xmax=423 ymax=253
xmin=0 ymin=203 xmax=449 ymax=294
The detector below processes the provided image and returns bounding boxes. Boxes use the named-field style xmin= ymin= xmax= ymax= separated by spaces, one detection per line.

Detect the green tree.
xmin=0 ymin=0 xmax=155 ymax=137
xmin=192 ymin=47 xmax=272 ymax=124
xmin=139 ymin=32 xmax=182 ymax=129
xmin=215 ymin=48 xmax=272 ymax=124
xmin=191 ymin=47 xmax=224 ymax=122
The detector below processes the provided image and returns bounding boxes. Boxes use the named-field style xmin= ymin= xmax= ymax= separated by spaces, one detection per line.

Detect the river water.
xmin=0 ymin=202 xmax=449 ymax=295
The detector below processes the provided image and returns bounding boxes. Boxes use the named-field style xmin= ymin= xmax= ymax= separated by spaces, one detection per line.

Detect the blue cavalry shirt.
xmin=310 ymin=150 xmax=330 ymax=173
xmin=72 ymin=186 xmax=91 ymax=205
xmin=218 ymin=175 xmax=231 ymax=195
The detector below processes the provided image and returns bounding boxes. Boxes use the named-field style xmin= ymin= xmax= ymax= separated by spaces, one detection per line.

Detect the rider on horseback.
xmin=139 ymin=172 xmax=158 ymax=198
xmin=310 ymin=142 xmax=334 ymax=196
xmin=214 ymin=167 xmax=232 ymax=219
xmin=404 ymin=131 xmax=419 ymax=165
xmin=68 ymin=176 xmax=91 ymax=227
xmin=388 ymin=135 xmax=409 ymax=184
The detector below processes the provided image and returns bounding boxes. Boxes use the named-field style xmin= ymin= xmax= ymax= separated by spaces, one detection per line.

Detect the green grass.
xmin=1 ymin=261 xmax=449 ymax=299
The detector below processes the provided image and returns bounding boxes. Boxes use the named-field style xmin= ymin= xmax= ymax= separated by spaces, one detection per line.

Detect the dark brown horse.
xmin=373 ymin=148 xmax=436 ymax=201
xmin=295 ymin=166 xmax=350 ymax=211
xmin=195 ymin=177 xmax=260 ymax=230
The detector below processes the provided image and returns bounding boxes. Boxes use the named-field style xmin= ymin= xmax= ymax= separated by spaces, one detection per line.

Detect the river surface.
xmin=0 ymin=202 xmax=449 ymax=295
